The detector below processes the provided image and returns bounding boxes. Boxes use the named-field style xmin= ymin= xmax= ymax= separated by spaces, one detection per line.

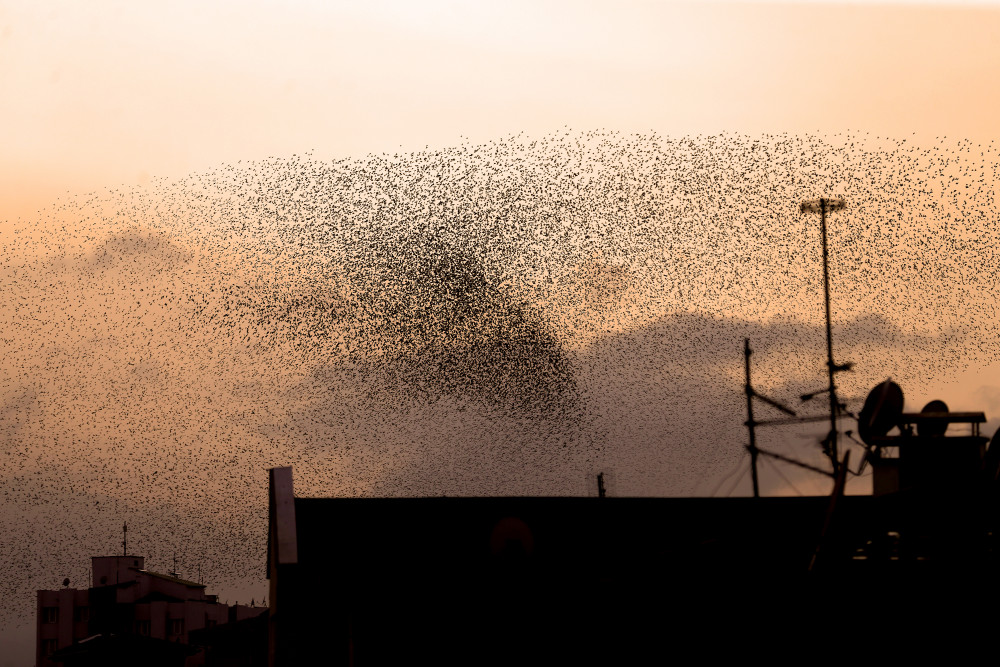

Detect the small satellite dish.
xmin=62 ymin=578 xmax=70 ymax=588
xmin=918 ymin=399 xmax=949 ymax=437
xmin=858 ymin=380 xmax=904 ymax=446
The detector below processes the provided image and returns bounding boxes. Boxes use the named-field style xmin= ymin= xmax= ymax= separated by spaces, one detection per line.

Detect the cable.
xmin=723 ymin=465 xmax=750 ymax=497
xmin=763 ymin=456 xmax=804 ymax=496
xmin=709 ymin=455 xmax=750 ymax=497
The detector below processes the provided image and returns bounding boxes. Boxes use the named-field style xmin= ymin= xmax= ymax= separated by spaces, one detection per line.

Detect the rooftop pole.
xmin=820 ymin=199 xmax=839 ymax=475
xmin=800 ymin=197 xmax=849 ymax=476
xmin=744 ymin=338 xmax=761 ymax=498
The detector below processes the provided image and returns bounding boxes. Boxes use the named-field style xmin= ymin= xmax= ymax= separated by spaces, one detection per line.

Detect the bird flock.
xmin=1 ymin=129 xmax=998 ymax=630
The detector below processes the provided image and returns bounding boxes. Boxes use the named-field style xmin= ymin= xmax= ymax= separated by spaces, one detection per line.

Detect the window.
xmin=42 ymin=607 xmax=58 ymax=624
xmin=134 ymin=620 xmax=150 ymax=636
xmin=73 ymin=606 xmax=89 ymax=623
xmin=169 ymin=618 xmax=184 ymax=636
xmin=205 ymin=618 xmax=217 ymax=628
xmin=42 ymin=639 xmax=58 ymax=656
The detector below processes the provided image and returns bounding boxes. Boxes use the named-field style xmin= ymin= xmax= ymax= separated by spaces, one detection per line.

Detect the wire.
xmin=763 ymin=456 xmax=804 ymax=496
xmin=710 ymin=455 xmax=749 ymax=497
xmin=723 ymin=465 xmax=750 ymax=497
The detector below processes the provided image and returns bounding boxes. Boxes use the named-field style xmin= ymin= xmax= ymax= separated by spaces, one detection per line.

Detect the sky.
xmin=3 ymin=1 xmax=1000 ymax=663
xmin=4 ymin=0 xmax=1000 ymax=220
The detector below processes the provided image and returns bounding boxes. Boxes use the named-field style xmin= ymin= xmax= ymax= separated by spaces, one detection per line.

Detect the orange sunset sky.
xmin=3 ymin=0 xmax=998 ymax=468
xmin=3 ymin=0 xmax=1000 ymax=220
xmin=3 ymin=1 xmax=1000 ymax=664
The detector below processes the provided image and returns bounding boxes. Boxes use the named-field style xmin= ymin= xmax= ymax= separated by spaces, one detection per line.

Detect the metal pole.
xmin=809 ymin=450 xmax=850 ymax=572
xmin=744 ymin=338 xmax=760 ymax=498
xmin=819 ymin=199 xmax=839 ymax=475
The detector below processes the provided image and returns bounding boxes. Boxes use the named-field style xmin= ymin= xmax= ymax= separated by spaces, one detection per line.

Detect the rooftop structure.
xmin=37 ymin=554 xmax=265 ymax=667
xmin=265 ymin=447 xmax=1000 ymax=666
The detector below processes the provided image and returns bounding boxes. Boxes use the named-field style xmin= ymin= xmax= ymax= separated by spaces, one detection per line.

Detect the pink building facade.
xmin=37 ymin=555 xmax=263 ymax=666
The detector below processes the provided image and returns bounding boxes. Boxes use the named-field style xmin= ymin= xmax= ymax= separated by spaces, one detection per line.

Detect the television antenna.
xmin=799 ymin=198 xmax=851 ymax=475
xmin=744 ymin=338 xmax=840 ymax=497
xmin=742 ymin=198 xmax=853 ymax=496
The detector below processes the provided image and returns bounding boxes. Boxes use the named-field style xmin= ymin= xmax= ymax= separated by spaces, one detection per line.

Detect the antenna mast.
xmin=743 ymin=338 xmax=800 ymax=497
xmin=740 ymin=198 xmax=852 ymax=495
xmin=799 ymin=198 xmax=851 ymax=475
xmin=122 ymin=522 xmax=127 ymax=556
xmin=744 ymin=339 xmax=761 ymax=498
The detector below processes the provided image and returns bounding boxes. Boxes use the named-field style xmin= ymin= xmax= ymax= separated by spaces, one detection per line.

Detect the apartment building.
xmin=37 ymin=554 xmax=264 ymax=666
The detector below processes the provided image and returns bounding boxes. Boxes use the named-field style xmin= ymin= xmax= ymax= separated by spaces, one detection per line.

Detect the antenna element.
xmin=799 ymin=197 xmax=849 ymax=475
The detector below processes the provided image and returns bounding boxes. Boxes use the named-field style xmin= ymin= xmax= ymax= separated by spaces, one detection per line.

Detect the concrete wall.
xmin=36 ymin=588 xmax=89 ymax=667
xmin=91 ymin=555 xmax=145 ymax=587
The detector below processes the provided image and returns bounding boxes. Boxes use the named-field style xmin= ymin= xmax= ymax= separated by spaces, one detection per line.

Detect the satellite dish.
xmin=62 ymin=578 xmax=70 ymax=588
xmin=858 ymin=380 xmax=903 ymax=446
xmin=918 ymin=399 xmax=949 ymax=437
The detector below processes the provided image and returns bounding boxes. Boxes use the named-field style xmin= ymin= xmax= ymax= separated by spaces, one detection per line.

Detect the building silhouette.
xmin=43 ymin=386 xmax=1000 ymax=665
xmin=37 ymin=554 xmax=265 ymax=667
xmin=266 ymin=424 xmax=1000 ymax=667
